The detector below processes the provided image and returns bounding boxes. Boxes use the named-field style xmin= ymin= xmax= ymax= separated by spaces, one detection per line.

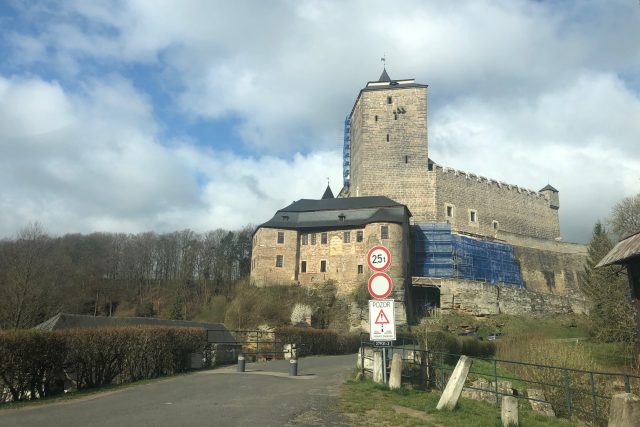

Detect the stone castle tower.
xmin=341 ymin=69 xmax=436 ymax=222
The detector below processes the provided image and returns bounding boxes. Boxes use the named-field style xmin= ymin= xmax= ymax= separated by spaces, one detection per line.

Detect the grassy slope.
xmin=341 ymin=379 xmax=571 ymax=427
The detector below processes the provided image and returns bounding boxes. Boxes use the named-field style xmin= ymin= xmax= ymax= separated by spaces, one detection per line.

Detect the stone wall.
xmin=431 ymin=278 xmax=588 ymax=316
xmin=250 ymin=222 xmax=413 ymax=325
xmin=433 ymin=166 xmax=561 ymax=240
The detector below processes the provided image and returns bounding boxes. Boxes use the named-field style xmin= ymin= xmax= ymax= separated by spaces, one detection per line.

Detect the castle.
xmin=250 ymin=70 xmax=587 ymax=324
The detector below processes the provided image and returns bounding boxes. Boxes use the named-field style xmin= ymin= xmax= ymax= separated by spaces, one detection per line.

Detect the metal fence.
xmin=208 ymin=329 xmax=303 ymax=362
xmin=359 ymin=338 xmax=640 ymax=426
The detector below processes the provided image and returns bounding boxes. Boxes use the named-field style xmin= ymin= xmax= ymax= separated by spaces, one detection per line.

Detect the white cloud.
xmin=1 ymin=0 xmax=639 ymax=242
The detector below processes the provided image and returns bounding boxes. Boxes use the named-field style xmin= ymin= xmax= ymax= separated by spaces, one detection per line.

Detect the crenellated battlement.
xmin=436 ymin=165 xmax=544 ymax=199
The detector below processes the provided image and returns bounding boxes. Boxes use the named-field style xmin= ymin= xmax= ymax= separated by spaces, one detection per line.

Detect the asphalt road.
xmin=0 ymin=354 xmax=356 ymax=427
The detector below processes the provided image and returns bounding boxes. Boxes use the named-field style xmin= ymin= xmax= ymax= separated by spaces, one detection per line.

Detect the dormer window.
xmin=282 ymin=215 xmax=289 ymax=221
xmin=338 ymin=214 xmax=346 ymax=222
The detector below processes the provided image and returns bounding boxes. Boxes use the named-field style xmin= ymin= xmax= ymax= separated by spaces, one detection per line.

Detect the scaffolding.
xmin=343 ymin=116 xmax=350 ymax=188
xmin=413 ymin=223 xmax=524 ymax=288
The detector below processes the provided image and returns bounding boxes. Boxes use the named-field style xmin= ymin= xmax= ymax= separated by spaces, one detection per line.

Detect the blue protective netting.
xmin=413 ymin=223 xmax=524 ymax=288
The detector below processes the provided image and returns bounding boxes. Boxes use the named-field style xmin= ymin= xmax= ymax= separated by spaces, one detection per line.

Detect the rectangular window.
xmin=470 ymin=211 xmax=477 ymax=223
xmin=405 ymin=155 xmax=409 ymax=164
xmin=311 ymin=233 xmax=317 ymax=245
xmin=343 ymin=231 xmax=350 ymax=243
xmin=387 ymin=96 xmax=392 ymax=104
xmin=320 ymin=260 xmax=327 ymax=272
xmin=446 ymin=206 xmax=453 ymax=218
xmin=492 ymin=220 xmax=499 ymax=230
xmin=277 ymin=231 xmax=284 ymax=244
xmin=356 ymin=230 xmax=363 ymax=242
xmin=321 ymin=232 xmax=328 ymax=244
xmin=381 ymin=225 xmax=389 ymax=239
xmin=394 ymin=113 xmax=397 ymax=120
xmin=375 ymin=115 xmax=378 ymax=122
xmin=301 ymin=233 xmax=308 ymax=245
xmin=275 ymin=255 xmax=283 ymax=268
xmin=386 ymin=133 xmax=389 ymax=142
xmin=301 ymin=261 xmax=307 ymax=273
xmin=358 ymin=264 xmax=363 ymax=274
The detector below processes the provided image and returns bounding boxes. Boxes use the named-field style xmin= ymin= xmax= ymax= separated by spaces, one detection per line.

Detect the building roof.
xmin=596 ymin=230 xmax=640 ymax=268
xmin=379 ymin=68 xmax=391 ymax=82
xmin=321 ymin=184 xmax=335 ymax=199
xmin=540 ymin=184 xmax=559 ymax=193
xmin=34 ymin=313 xmax=234 ymax=341
xmin=258 ymin=196 xmax=410 ymax=231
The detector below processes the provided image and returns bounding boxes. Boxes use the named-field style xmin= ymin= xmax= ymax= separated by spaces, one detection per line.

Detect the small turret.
xmin=321 ymin=184 xmax=335 ymax=200
xmin=540 ymin=184 xmax=559 ymax=210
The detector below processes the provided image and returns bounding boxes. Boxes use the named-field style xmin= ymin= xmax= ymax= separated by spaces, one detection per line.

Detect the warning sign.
xmin=369 ymin=299 xmax=396 ymax=341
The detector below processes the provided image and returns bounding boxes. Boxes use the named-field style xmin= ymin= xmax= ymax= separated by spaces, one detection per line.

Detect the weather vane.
xmin=381 ymin=53 xmax=386 ymax=68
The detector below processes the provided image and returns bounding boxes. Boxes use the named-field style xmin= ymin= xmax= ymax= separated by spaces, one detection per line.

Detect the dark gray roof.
xmin=321 ymin=184 xmax=334 ymax=199
xmin=34 ymin=313 xmax=234 ymax=341
xmin=259 ymin=196 xmax=410 ymax=231
xmin=379 ymin=68 xmax=391 ymax=82
xmin=540 ymin=184 xmax=559 ymax=192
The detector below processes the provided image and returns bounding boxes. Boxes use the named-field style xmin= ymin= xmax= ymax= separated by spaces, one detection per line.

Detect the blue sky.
xmin=0 ymin=0 xmax=639 ymax=242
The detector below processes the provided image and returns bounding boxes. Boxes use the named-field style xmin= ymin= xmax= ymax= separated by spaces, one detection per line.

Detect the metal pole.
xmin=237 ymin=353 xmax=245 ymax=372
xmin=589 ymin=371 xmax=597 ymax=420
xmin=383 ymin=348 xmax=387 ymax=384
xmin=361 ymin=345 xmax=365 ymax=376
xmin=493 ymin=358 xmax=499 ymax=406
xmin=563 ymin=369 xmax=572 ymax=417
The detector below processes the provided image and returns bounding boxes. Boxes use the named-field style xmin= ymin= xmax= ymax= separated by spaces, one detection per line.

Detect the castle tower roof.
xmin=378 ymin=67 xmax=391 ymax=82
xmin=321 ymin=184 xmax=335 ymax=199
xmin=540 ymin=184 xmax=559 ymax=193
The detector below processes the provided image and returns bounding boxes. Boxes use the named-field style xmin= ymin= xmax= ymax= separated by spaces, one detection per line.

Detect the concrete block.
xmin=501 ymin=396 xmax=519 ymax=426
xmin=436 ymin=356 xmax=473 ymax=411
xmin=373 ymin=350 xmax=384 ymax=384
xmin=389 ymin=353 xmax=402 ymax=390
xmin=608 ymin=393 xmax=640 ymax=427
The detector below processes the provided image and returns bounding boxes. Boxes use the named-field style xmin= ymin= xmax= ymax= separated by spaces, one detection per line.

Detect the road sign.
xmin=373 ymin=341 xmax=392 ymax=347
xmin=367 ymin=272 xmax=393 ymax=299
xmin=367 ymin=245 xmax=391 ymax=271
xmin=369 ymin=299 xmax=396 ymax=341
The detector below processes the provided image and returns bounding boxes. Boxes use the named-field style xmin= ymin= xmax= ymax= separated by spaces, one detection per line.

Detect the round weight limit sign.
xmin=368 ymin=272 xmax=393 ymax=299
xmin=367 ymin=245 xmax=391 ymax=271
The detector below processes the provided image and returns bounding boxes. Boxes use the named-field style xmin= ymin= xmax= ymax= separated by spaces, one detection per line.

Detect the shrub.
xmin=0 ymin=326 xmax=206 ymax=402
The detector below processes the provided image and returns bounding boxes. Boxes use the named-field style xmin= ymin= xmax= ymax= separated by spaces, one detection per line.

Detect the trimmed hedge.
xmin=0 ymin=327 xmax=206 ymax=402
xmin=275 ymin=326 xmax=360 ymax=355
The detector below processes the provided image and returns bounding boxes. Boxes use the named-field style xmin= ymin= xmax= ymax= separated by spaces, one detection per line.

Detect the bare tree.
xmin=609 ymin=193 xmax=640 ymax=240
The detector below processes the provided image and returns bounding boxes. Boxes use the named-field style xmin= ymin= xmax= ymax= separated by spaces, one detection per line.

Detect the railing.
xmin=359 ymin=337 xmax=640 ymax=426
xmin=208 ymin=329 xmax=303 ymax=361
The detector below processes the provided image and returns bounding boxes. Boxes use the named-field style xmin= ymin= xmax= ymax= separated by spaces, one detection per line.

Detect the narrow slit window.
xmin=446 ymin=206 xmax=453 ymax=218
xmin=394 ymin=113 xmax=397 ymax=120
xmin=301 ymin=261 xmax=307 ymax=273
xmin=375 ymin=115 xmax=378 ymax=122
xmin=470 ymin=211 xmax=477 ymax=223
xmin=386 ymin=134 xmax=389 ymax=142
xmin=381 ymin=225 xmax=389 ymax=239
xmin=387 ymin=96 xmax=392 ymax=104
xmin=320 ymin=260 xmax=327 ymax=272
xmin=358 ymin=265 xmax=363 ymax=274
xmin=405 ymin=155 xmax=409 ymax=164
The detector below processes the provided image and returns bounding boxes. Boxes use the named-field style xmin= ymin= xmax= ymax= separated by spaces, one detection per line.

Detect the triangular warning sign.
xmin=374 ymin=309 xmax=390 ymax=325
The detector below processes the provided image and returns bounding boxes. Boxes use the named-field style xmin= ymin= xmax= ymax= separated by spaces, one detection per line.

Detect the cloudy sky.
xmin=0 ymin=0 xmax=638 ymax=243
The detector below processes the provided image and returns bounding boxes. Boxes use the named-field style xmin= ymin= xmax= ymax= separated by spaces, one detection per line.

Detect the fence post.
xmin=624 ymin=375 xmax=631 ymax=393
xmin=563 ymin=369 xmax=572 ymax=417
xmin=493 ymin=358 xmax=499 ymax=406
xmin=361 ymin=345 xmax=365 ymax=376
xmin=589 ymin=371 xmax=597 ymax=420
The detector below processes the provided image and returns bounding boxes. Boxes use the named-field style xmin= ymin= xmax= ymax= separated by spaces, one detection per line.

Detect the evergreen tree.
xmin=582 ymin=222 xmax=636 ymax=343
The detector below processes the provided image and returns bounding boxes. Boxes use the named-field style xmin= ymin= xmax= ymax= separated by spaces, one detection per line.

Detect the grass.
xmin=340 ymin=378 xmax=571 ymax=426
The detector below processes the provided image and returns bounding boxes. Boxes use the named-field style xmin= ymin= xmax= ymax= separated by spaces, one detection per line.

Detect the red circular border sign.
xmin=368 ymin=272 xmax=393 ymax=299
xmin=367 ymin=245 xmax=391 ymax=271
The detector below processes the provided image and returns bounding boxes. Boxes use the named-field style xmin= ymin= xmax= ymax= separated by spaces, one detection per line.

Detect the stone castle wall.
xmin=433 ymin=166 xmax=561 ymax=240
xmin=250 ymin=222 xmax=413 ymax=325
xmin=432 ymin=278 xmax=588 ymax=316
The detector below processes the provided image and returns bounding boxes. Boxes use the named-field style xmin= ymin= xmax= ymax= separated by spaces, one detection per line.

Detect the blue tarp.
xmin=413 ymin=223 xmax=524 ymax=288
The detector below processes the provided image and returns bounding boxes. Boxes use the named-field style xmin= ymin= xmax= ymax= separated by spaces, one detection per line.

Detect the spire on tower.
xmin=379 ymin=54 xmax=390 ymax=82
